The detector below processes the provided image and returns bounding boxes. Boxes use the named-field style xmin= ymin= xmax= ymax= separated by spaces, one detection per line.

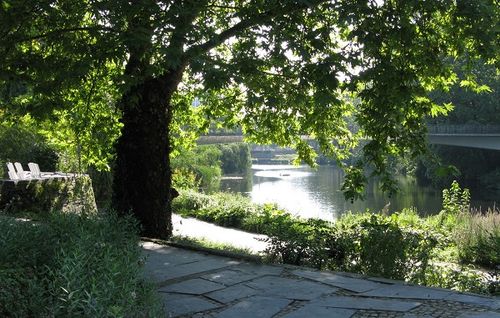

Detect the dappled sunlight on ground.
xmin=172 ymin=214 xmax=268 ymax=253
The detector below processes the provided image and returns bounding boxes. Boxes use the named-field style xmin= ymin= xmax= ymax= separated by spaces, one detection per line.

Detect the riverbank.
xmin=143 ymin=241 xmax=500 ymax=318
xmin=172 ymin=184 xmax=500 ymax=296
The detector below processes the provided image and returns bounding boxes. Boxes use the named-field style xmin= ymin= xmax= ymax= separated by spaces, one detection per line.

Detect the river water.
xmin=220 ymin=164 xmax=494 ymax=221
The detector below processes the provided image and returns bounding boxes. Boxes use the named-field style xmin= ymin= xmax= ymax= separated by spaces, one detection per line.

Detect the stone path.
xmin=141 ymin=241 xmax=500 ymax=318
xmin=172 ymin=213 xmax=268 ymax=253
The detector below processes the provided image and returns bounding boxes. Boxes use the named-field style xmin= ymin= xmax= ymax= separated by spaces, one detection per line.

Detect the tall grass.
xmin=0 ymin=212 xmax=162 ymax=317
xmin=454 ymin=208 xmax=500 ymax=268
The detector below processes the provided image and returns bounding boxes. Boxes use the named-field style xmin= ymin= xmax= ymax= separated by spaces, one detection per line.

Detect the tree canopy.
xmin=1 ymin=0 xmax=498 ymax=238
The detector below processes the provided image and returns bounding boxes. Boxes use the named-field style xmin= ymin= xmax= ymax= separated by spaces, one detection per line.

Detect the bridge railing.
xmin=427 ymin=124 xmax=500 ymax=134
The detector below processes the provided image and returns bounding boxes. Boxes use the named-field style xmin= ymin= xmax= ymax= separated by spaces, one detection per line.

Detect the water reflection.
xmin=221 ymin=164 xmax=445 ymax=221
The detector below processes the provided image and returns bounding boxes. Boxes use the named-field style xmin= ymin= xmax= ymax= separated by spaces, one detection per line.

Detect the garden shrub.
xmin=171 ymin=145 xmax=222 ymax=193
xmin=333 ymin=213 xmax=438 ymax=280
xmin=173 ymin=190 xmax=256 ymax=228
xmin=172 ymin=167 xmax=199 ymax=190
xmin=418 ymin=263 xmax=499 ymax=296
xmin=264 ymin=215 xmax=336 ymax=268
xmin=0 ymin=212 xmax=162 ymax=317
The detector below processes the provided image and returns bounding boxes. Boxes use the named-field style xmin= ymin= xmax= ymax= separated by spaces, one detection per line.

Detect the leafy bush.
xmin=264 ymin=217 xmax=337 ymax=269
xmin=171 ymin=145 xmax=222 ymax=192
xmin=217 ymin=143 xmax=251 ymax=174
xmin=333 ymin=213 xmax=438 ymax=280
xmin=174 ymin=190 xmax=257 ymax=228
xmin=441 ymin=180 xmax=470 ymax=216
xmin=172 ymin=167 xmax=200 ymax=190
xmin=418 ymin=263 xmax=499 ymax=295
xmin=0 ymin=212 xmax=162 ymax=317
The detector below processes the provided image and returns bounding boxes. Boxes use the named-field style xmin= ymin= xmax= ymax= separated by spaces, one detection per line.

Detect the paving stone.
xmin=445 ymin=293 xmax=500 ymax=309
xmin=312 ymin=295 xmax=421 ymax=312
xmin=144 ymin=258 xmax=240 ymax=283
xmin=293 ymin=269 xmax=383 ymax=293
xmin=457 ymin=312 xmax=500 ymax=318
xmin=361 ymin=284 xmax=453 ymax=300
xmin=245 ymin=276 xmax=337 ymax=300
xmin=206 ymin=284 xmax=258 ymax=303
xmin=234 ymin=262 xmax=284 ymax=276
xmin=282 ymin=304 xmax=355 ymax=318
xmin=158 ymin=278 xmax=225 ymax=294
xmin=213 ymin=296 xmax=292 ymax=318
xmin=142 ymin=242 xmax=208 ymax=265
xmin=160 ymin=293 xmax=222 ymax=317
xmin=403 ymin=314 xmax=432 ymax=318
xmin=202 ymin=269 xmax=260 ymax=286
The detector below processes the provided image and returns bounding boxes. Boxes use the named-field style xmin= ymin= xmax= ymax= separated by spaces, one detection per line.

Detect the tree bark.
xmin=113 ymin=70 xmax=182 ymax=239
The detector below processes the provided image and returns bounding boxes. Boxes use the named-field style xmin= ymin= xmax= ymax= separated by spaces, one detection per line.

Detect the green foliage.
xmin=172 ymin=167 xmax=199 ymax=190
xmin=217 ymin=143 xmax=251 ymax=175
xmin=171 ymin=145 xmax=222 ymax=192
xmin=1 ymin=0 xmax=497 ymax=203
xmin=429 ymin=60 xmax=500 ymax=125
xmin=441 ymin=180 xmax=471 ymax=216
xmin=174 ymin=189 xmax=498 ymax=295
xmin=0 ymin=123 xmax=57 ymax=177
xmin=454 ymin=209 xmax=500 ymax=268
xmin=333 ymin=213 xmax=438 ymax=280
xmin=418 ymin=264 xmax=499 ymax=296
xmin=419 ymin=60 xmax=500 ymax=192
xmin=174 ymin=190 xmax=256 ymax=228
xmin=170 ymin=235 xmax=255 ymax=258
xmin=171 ymin=143 xmax=251 ymax=192
xmin=264 ymin=216 xmax=337 ymax=269
xmin=174 ymin=191 xmax=438 ymax=279
xmin=0 ymin=213 xmax=162 ymax=317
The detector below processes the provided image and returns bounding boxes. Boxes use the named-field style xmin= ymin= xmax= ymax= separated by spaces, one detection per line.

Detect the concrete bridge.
xmin=427 ymin=124 xmax=500 ymax=150
xmin=198 ymin=125 xmax=500 ymax=151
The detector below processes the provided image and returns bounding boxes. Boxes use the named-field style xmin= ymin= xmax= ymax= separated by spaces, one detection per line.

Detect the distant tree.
xmin=420 ymin=60 xmax=500 ymax=193
xmin=0 ymin=0 xmax=497 ymax=238
xmin=429 ymin=60 xmax=499 ymax=125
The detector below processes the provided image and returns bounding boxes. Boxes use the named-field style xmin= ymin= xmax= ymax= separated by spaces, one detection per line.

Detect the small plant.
xmin=418 ymin=263 xmax=498 ymax=295
xmin=441 ymin=180 xmax=470 ymax=216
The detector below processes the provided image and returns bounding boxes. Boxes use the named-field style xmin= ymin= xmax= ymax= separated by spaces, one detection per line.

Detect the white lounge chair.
xmin=6 ymin=162 xmax=19 ymax=180
xmin=14 ymin=162 xmax=31 ymax=179
xmin=28 ymin=162 xmax=42 ymax=178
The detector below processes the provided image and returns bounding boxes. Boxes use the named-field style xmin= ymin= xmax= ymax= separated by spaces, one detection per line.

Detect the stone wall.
xmin=0 ymin=175 xmax=97 ymax=215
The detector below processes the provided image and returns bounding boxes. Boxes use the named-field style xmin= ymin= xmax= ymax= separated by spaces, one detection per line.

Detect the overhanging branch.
xmin=183 ymin=0 xmax=328 ymax=61
xmin=17 ymin=26 xmax=116 ymax=43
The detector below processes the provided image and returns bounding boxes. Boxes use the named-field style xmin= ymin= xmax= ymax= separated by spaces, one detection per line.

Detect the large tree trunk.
xmin=113 ymin=71 xmax=181 ymax=239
